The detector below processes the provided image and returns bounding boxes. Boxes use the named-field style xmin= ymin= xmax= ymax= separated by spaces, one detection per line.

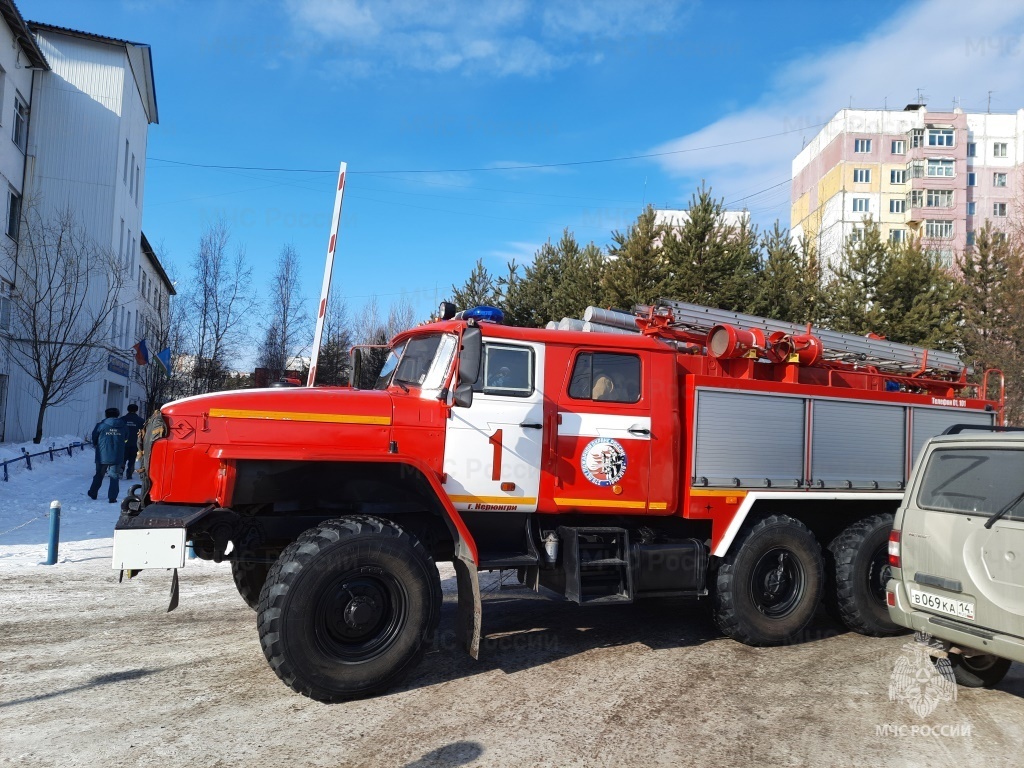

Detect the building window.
xmin=890 ymin=198 xmax=905 ymax=213
xmin=935 ymin=249 xmax=954 ymax=268
xmin=994 ymin=172 xmax=1007 ymax=187
xmin=852 ymin=197 xmax=869 ymax=212
xmin=129 ymin=154 xmax=135 ymax=196
xmin=854 ymin=139 xmax=872 ymax=153
xmin=12 ymin=94 xmax=28 ymax=152
xmin=927 ymin=128 xmax=954 ymax=147
xmin=910 ymin=129 xmax=924 ymax=148
xmin=890 ymin=169 xmax=907 ymax=184
xmin=6 ymin=190 xmax=20 ymax=240
xmin=968 ymin=201 xmax=976 ymax=215
xmin=909 ymin=160 xmax=924 ymax=179
xmin=891 ymin=139 xmax=906 ymax=155
xmin=967 ymin=142 xmax=977 ymax=157
xmin=993 ymin=142 xmax=1008 ymax=158
xmin=569 ymin=352 xmax=641 ymax=403
xmin=994 ymin=202 xmax=1008 ymax=217
xmin=853 ymin=168 xmax=871 ymax=183
xmin=850 ymin=226 xmax=865 ymax=243
xmin=967 ymin=172 xmax=977 ymax=186
xmin=124 ymin=141 xmax=129 ymax=184
xmin=926 ymin=189 xmax=954 ymax=208
xmin=924 ymin=220 xmax=954 ymax=238
xmin=910 ymin=190 xmax=923 ymax=208
xmin=889 ymin=229 xmax=906 ymax=243
xmin=967 ymin=231 xmax=976 ymax=246
xmin=926 ymin=158 xmax=955 ymax=177
xmin=134 ymin=166 xmax=140 ymax=203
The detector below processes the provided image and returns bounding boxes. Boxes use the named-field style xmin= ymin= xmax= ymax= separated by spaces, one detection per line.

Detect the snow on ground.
xmin=0 ymin=439 xmax=126 ymax=568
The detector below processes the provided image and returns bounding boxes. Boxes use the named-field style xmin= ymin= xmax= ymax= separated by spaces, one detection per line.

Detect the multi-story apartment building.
xmin=0 ymin=7 xmax=171 ymax=443
xmin=0 ymin=2 xmax=48 ymax=441
xmin=791 ymin=105 xmax=1023 ymax=268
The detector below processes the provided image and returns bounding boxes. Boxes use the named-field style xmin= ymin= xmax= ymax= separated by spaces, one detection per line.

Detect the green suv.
xmin=886 ymin=426 xmax=1024 ymax=687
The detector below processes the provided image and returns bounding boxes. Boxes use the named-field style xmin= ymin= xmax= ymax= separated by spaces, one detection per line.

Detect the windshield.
xmin=917 ymin=447 xmax=1024 ymax=519
xmin=374 ymin=335 xmax=449 ymax=391
xmin=373 ymin=341 xmax=406 ymax=390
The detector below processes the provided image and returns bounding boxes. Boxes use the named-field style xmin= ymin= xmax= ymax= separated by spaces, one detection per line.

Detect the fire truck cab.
xmin=112 ymin=301 xmax=1003 ymax=702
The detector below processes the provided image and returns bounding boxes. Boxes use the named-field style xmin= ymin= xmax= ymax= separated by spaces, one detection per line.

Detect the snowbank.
xmin=0 ymin=444 xmax=123 ymax=568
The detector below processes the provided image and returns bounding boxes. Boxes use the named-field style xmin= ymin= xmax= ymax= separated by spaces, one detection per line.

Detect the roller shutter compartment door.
xmin=693 ymin=391 xmax=805 ymax=488
xmin=811 ymin=401 xmax=905 ymax=489
xmin=911 ymin=408 xmax=993 ymax=469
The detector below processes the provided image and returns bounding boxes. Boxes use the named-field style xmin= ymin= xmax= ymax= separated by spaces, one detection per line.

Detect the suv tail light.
xmin=888 ymin=529 xmax=901 ymax=568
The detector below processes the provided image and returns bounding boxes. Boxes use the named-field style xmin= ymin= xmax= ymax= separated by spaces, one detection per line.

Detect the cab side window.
xmin=568 ymin=352 xmax=641 ymax=403
xmin=473 ymin=344 xmax=533 ymax=396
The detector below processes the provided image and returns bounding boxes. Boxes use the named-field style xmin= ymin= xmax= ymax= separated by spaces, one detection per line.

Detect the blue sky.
xmin=22 ymin=0 xmax=1024 ymax=341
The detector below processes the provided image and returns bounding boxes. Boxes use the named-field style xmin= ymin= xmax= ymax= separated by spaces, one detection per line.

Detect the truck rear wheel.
xmin=257 ymin=516 xmax=442 ymax=702
xmin=827 ymin=514 xmax=901 ymax=636
xmin=713 ymin=514 xmax=823 ymax=646
xmin=231 ymin=552 xmax=276 ymax=611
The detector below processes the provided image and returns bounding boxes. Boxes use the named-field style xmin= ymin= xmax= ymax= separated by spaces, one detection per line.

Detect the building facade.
xmin=791 ymin=105 xmax=1023 ymax=268
xmin=0 ymin=9 xmax=171 ymax=443
xmin=0 ymin=2 xmax=47 ymax=441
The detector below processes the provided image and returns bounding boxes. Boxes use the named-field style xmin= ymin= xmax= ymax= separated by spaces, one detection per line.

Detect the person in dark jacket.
xmin=88 ymin=408 xmax=125 ymax=503
xmin=120 ymin=404 xmax=146 ymax=479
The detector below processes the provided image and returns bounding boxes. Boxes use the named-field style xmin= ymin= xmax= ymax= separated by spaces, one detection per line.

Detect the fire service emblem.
xmin=581 ymin=438 xmax=628 ymax=486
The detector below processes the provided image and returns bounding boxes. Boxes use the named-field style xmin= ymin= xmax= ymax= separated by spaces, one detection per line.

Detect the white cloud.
xmin=648 ymin=0 xmax=1024 ymax=222
xmin=487 ymin=240 xmax=540 ymax=265
xmin=286 ymin=0 xmax=686 ymax=77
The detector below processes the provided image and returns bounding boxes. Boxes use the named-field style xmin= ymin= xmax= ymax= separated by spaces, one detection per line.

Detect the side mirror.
xmin=459 ymin=325 xmax=482 ymax=385
xmin=350 ymin=347 xmax=363 ymax=389
xmin=453 ymin=326 xmax=481 ymax=408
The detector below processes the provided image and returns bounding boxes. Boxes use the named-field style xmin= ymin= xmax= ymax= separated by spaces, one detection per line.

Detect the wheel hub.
xmin=749 ymin=547 xmax=806 ymax=619
xmin=343 ymin=595 xmax=379 ymax=629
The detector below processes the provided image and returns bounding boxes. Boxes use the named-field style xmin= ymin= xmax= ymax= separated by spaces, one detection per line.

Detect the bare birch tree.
xmin=3 ymin=204 xmax=125 ymax=443
xmin=181 ymin=222 xmax=255 ymax=394
xmin=256 ymin=244 xmax=309 ymax=379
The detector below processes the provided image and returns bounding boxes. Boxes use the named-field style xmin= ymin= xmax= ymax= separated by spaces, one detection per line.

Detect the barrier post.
xmin=45 ymin=500 xmax=61 ymax=565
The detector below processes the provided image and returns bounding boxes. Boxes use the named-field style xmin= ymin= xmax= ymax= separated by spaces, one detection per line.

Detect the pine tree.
xmin=660 ymin=184 xmax=761 ymax=310
xmin=823 ymin=219 xmax=888 ymax=335
xmin=876 ymin=237 xmax=961 ymax=350
xmin=959 ymin=222 xmax=1010 ymax=363
xmin=450 ymin=258 xmax=499 ymax=309
xmin=751 ymin=224 xmax=825 ymax=323
xmin=601 ymin=205 xmax=666 ymax=310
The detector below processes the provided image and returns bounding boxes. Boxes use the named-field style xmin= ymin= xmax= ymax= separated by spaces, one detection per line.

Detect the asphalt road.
xmin=2 ymin=559 xmax=1023 ymax=767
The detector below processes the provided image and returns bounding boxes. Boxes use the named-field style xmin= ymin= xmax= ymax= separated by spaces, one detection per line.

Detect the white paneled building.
xmin=0 ymin=8 xmax=171 ymax=443
xmin=0 ymin=2 xmax=48 ymax=442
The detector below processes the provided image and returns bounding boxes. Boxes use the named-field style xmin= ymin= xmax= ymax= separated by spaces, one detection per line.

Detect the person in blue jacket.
xmin=120 ymin=404 xmax=146 ymax=479
xmin=88 ymin=408 xmax=125 ymax=503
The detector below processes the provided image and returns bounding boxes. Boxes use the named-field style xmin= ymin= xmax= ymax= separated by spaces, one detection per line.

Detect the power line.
xmin=145 ymin=122 xmax=827 ymax=176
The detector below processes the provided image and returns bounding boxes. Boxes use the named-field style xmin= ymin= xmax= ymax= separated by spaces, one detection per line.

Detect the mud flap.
xmin=167 ymin=568 xmax=179 ymax=613
xmin=453 ymin=556 xmax=481 ymax=659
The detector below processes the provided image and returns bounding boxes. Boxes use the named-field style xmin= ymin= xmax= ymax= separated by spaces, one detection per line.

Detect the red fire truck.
xmin=112 ymin=299 xmax=1003 ymax=702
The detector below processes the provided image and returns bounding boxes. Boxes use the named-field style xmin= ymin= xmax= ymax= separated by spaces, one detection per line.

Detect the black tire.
xmin=826 ymin=513 xmax=902 ymax=636
xmin=231 ymin=554 xmax=275 ymax=611
xmin=713 ymin=514 xmax=824 ymax=646
xmin=257 ymin=516 xmax=442 ymax=702
xmin=950 ymin=653 xmax=1012 ymax=688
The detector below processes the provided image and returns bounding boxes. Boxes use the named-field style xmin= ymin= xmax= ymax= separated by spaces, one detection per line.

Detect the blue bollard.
xmin=187 ymin=540 xmax=196 ymax=560
xmin=45 ymin=500 xmax=61 ymax=565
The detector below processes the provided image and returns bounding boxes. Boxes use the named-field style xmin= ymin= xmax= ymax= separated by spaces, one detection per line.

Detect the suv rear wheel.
xmin=827 ymin=514 xmax=903 ymax=636
xmin=949 ymin=653 xmax=1012 ymax=688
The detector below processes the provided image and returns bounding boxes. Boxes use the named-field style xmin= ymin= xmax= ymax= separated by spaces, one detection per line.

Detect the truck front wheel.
xmin=713 ymin=514 xmax=823 ymax=645
xmin=257 ymin=516 xmax=442 ymax=702
xmin=826 ymin=514 xmax=902 ymax=636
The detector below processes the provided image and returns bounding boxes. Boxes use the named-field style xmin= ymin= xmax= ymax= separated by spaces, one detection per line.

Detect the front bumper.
xmin=111 ymin=504 xmax=214 ymax=571
xmin=887 ymin=577 xmax=1024 ymax=664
